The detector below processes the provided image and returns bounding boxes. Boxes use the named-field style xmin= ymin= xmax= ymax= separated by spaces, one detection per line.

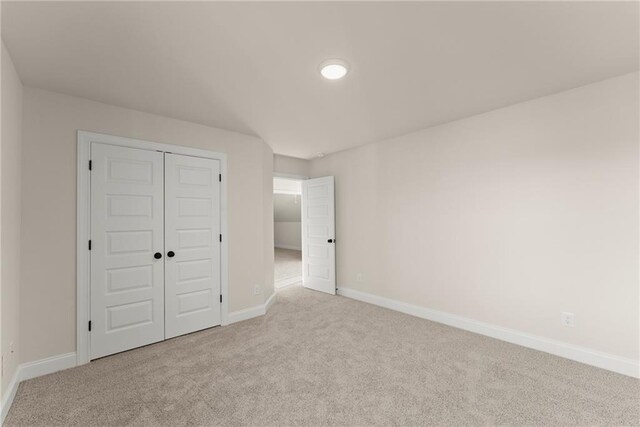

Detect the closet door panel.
xmin=165 ymin=154 xmax=221 ymax=338
xmin=90 ymin=143 xmax=165 ymax=359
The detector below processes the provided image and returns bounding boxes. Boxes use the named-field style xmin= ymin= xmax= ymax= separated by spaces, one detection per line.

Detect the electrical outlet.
xmin=356 ymin=273 xmax=363 ymax=282
xmin=254 ymin=284 xmax=263 ymax=295
xmin=561 ymin=312 xmax=575 ymax=327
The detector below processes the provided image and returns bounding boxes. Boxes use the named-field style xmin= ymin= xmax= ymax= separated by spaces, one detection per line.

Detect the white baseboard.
xmin=227 ymin=292 xmax=277 ymax=325
xmin=275 ymin=275 xmax=302 ymax=289
xmin=18 ymin=352 xmax=77 ymax=382
xmin=337 ymin=286 xmax=640 ymax=379
xmin=1 ymin=370 xmax=19 ymax=425
xmin=1 ymin=352 xmax=77 ymax=424
xmin=265 ymin=291 xmax=277 ymax=312
xmin=227 ymin=305 xmax=265 ymax=324
xmin=274 ymin=244 xmax=301 ymax=251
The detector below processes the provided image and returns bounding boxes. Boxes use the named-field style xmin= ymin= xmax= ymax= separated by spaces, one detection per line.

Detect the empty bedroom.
xmin=1 ymin=1 xmax=639 ymax=426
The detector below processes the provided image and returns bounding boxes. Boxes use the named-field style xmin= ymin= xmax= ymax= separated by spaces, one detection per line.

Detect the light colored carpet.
xmin=6 ymin=284 xmax=640 ymax=426
xmin=274 ymin=248 xmax=301 ymax=288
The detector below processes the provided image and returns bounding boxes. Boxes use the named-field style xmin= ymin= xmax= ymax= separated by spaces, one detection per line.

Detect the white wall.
xmin=310 ymin=72 xmax=639 ymax=362
xmin=20 ymin=87 xmax=274 ymax=365
xmin=1 ymin=41 xmax=23 ymax=400
xmin=274 ymin=193 xmax=301 ymax=221
xmin=274 ymin=222 xmax=302 ymax=251
xmin=274 ymin=193 xmax=301 ymax=250
xmin=274 ymin=154 xmax=309 ymax=177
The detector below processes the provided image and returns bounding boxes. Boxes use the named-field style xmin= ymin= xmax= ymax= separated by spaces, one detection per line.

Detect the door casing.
xmin=77 ymin=130 xmax=228 ymax=365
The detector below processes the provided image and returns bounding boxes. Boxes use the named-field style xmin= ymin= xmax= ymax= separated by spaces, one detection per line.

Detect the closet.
xmin=89 ymin=142 xmax=221 ymax=359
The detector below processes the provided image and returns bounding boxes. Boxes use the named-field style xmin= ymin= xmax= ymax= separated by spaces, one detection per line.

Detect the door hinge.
xmin=89 ymin=160 xmax=92 ymax=170
xmin=219 ymin=174 xmax=222 ymax=182
xmin=220 ymin=294 xmax=222 ymax=303
xmin=219 ymin=234 xmax=222 ymax=242
xmin=88 ymin=321 xmax=92 ymax=331
xmin=88 ymin=240 xmax=92 ymax=250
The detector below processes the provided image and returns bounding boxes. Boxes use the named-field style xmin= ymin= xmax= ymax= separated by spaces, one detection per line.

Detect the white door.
xmin=164 ymin=154 xmax=221 ymax=339
xmin=90 ymin=143 xmax=165 ymax=359
xmin=302 ymin=176 xmax=336 ymax=295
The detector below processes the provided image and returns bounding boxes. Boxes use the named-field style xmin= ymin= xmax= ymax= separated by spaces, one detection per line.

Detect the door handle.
xmin=327 ymin=239 xmax=334 ymax=243
xmin=167 ymin=251 xmax=175 ymax=258
xmin=154 ymin=252 xmax=162 ymax=259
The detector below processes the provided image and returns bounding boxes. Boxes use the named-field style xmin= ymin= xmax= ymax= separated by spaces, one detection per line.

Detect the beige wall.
xmin=1 ymin=41 xmax=23 ymax=397
xmin=274 ymin=154 xmax=309 ymax=177
xmin=310 ymin=72 xmax=639 ymax=361
xmin=20 ymin=87 xmax=274 ymax=364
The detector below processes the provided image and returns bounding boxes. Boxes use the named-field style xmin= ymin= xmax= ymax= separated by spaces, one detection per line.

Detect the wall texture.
xmin=274 ymin=154 xmax=309 ymax=177
xmin=1 ymin=41 xmax=23 ymax=399
xmin=20 ymin=87 xmax=274 ymax=364
xmin=310 ymin=72 xmax=639 ymax=361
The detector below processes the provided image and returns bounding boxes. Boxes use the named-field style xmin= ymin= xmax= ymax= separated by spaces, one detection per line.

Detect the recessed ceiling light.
xmin=319 ymin=59 xmax=349 ymax=80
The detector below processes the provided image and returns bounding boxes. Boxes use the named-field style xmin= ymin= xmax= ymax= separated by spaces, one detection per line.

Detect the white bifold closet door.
xmin=164 ymin=153 xmax=221 ymax=339
xmin=90 ymin=143 xmax=165 ymax=360
xmin=90 ymin=143 xmax=221 ymax=360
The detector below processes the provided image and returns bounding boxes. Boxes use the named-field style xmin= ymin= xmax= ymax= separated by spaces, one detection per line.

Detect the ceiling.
xmin=2 ymin=2 xmax=638 ymax=159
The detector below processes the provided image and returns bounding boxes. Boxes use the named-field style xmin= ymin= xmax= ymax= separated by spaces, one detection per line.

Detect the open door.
xmin=302 ymin=176 xmax=336 ymax=295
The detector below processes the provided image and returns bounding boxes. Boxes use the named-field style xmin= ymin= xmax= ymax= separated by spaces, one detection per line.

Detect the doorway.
xmin=273 ymin=177 xmax=303 ymax=288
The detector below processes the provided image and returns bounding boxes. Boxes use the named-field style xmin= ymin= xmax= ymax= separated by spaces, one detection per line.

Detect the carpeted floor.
xmin=274 ymin=248 xmax=302 ymax=288
xmin=6 ymin=285 xmax=640 ymax=426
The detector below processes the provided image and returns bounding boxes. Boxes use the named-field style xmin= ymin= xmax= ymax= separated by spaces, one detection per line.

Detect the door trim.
xmin=273 ymin=172 xmax=309 ymax=180
xmin=76 ymin=130 xmax=229 ymax=365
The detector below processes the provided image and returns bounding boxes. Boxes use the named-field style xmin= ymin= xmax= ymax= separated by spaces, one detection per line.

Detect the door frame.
xmin=273 ymin=172 xmax=308 ymax=180
xmin=76 ymin=130 xmax=229 ymax=365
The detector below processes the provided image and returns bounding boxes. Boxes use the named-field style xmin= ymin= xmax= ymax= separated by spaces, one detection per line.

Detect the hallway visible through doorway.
xmin=275 ymin=248 xmax=302 ymax=288
xmin=274 ymin=177 xmax=303 ymax=288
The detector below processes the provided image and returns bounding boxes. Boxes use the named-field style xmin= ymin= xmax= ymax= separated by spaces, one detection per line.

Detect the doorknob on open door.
xmin=327 ymin=239 xmax=334 ymax=243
